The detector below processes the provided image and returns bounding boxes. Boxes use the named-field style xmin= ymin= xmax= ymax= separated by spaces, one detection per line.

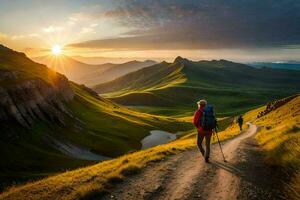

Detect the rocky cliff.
xmin=0 ymin=45 xmax=74 ymax=128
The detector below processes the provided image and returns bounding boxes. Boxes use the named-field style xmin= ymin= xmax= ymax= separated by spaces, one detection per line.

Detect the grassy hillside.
xmin=253 ymin=95 xmax=300 ymax=200
xmin=1 ymin=94 xmax=297 ymax=200
xmin=0 ymin=45 xmax=58 ymax=84
xmin=0 ymin=45 xmax=192 ymax=188
xmin=97 ymin=61 xmax=185 ymax=97
xmin=94 ymin=57 xmax=300 ymax=116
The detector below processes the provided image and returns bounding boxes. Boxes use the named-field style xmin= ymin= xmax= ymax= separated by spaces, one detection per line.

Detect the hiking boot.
xmin=205 ymin=157 xmax=210 ymax=163
xmin=199 ymin=149 xmax=205 ymax=157
xmin=201 ymin=151 xmax=205 ymax=157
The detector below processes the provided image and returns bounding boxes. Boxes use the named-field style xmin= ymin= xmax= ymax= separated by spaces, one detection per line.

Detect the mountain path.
xmin=103 ymin=123 xmax=285 ymax=200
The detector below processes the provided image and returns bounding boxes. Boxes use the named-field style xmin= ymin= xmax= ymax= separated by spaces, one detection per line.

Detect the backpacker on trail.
xmin=237 ymin=115 xmax=244 ymax=131
xmin=199 ymin=105 xmax=217 ymax=130
xmin=193 ymin=99 xmax=217 ymax=163
xmin=193 ymin=101 xmax=217 ymax=134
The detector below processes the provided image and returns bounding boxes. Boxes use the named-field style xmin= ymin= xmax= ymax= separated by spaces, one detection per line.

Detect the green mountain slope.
xmin=95 ymin=61 xmax=185 ymax=97
xmin=0 ymin=45 xmax=191 ymax=188
xmin=94 ymin=57 xmax=300 ymax=116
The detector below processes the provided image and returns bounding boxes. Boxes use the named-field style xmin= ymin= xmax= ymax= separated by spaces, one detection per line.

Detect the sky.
xmin=0 ymin=0 xmax=300 ymax=62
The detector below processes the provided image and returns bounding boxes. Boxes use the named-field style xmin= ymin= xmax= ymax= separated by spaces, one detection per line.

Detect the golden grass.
xmin=253 ymin=95 xmax=300 ymax=200
xmin=0 ymin=118 xmax=243 ymax=200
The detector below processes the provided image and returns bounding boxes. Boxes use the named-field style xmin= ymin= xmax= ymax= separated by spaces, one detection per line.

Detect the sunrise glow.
xmin=51 ymin=45 xmax=62 ymax=56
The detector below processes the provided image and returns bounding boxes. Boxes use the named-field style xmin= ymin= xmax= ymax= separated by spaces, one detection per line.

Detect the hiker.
xmin=193 ymin=99 xmax=217 ymax=163
xmin=237 ymin=115 xmax=244 ymax=131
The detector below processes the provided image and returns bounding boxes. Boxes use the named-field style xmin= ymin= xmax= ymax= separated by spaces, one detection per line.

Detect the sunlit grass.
xmin=254 ymin=95 xmax=300 ymax=200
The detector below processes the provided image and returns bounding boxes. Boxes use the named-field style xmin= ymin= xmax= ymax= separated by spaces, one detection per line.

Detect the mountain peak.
xmin=174 ymin=56 xmax=189 ymax=64
xmin=0 ymin=44 xmax=28 ymax=59
xmin=0 ymin=44 xmax=13 ymax=53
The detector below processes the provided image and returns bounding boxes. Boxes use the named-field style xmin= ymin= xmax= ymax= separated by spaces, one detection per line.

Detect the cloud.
xmin=0 ymin=32 xmax=39 ymax=42
xmin=28 ymin=33 xmax=39 ymax=37
xmin=80 ymin=27 xmax=95 ymax=34
xmin=90 ymin=23 xmax=98 ymax=28
xmin=69 ymin=17 xmax=79 ymax=22
xmin=69 ymin=11 xmax=97 ymax=22
xmin=67 ymin=17 xmax=78 ymax=26
xmin=71 ymin=0 xmax=300 ymax=50
xmin=11 ymin=35 xmax=25 ymax=40
xmin=0 ymin=32 xmax=8 ymax=41
xmin=43 ymin=25 xmax=64 ymax=33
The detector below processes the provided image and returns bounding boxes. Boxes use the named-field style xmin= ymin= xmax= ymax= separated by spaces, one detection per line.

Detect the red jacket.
xmin=193 ymin=106 xmax=212 ymax=135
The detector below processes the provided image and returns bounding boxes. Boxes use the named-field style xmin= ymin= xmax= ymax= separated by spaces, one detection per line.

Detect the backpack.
xmin=199 ymin=105 xmax=217 ymax=130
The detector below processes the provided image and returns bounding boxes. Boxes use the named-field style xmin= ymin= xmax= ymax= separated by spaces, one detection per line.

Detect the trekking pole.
xmin=214 ymin=129 xmax=227 ymax=162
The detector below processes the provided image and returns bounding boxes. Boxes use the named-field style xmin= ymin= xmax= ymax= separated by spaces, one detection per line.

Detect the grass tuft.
xmin=119 ymin=164 xmax=141 ymax=176
xmin=107 ymin=175 xmax=124 ymax=184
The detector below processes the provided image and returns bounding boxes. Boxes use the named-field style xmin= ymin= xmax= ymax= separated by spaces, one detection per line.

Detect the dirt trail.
xmin=103 ymin=123 xmax=285 ymax=200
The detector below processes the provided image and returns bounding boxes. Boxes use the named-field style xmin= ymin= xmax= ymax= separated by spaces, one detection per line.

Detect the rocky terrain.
xmin=257 ymin=94 xmax=298 ymax=118
xmin=0 ymin=53 xmax=74 ymax=128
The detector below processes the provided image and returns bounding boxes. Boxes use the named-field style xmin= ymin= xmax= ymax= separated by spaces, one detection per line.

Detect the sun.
xmin=51 ymin=44 xmax=62 ymax=56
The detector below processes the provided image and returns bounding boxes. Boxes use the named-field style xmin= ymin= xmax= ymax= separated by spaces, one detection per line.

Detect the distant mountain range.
xmin=80 ymin=60 xmax=157 ymax=85
xmin=32 ymin=55 xmax=110 ymax=83
xmin=94 ymin=56 xmax=300 ymax=116
xmin=33 ymin=56 xmax=156 ymax=86
xmin=72 ymin=55 xmax=157 ymax=65
xmin=248 ymin=61 xmax=300 ymax=70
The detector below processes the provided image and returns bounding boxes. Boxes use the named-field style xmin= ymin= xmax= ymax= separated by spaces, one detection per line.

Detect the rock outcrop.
xmin=257 ymin=94 xmax=299 ymax=118
xmin=0 ymin=70 xmax=74 ymax=128
xmin=0 ymin=44 xmax=75 ymax=128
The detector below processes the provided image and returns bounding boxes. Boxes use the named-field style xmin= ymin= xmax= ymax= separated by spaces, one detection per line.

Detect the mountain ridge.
xmin=32 ymin=55 xmax=114 ymax=84
xmin=80 ymin=59 xmax=157 ymax=86
xmin=33 ymin=55 xmax=157 ymax=86
xmin=94 ymin=56 xmax=300 ymax=115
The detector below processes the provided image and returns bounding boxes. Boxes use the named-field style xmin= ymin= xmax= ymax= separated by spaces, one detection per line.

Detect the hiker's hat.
xmin=197 ymin=99 xmax=207 ymax=107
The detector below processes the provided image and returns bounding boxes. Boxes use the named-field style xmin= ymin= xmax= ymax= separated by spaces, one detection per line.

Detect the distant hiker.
xmin=193 ymin=99 xmax=217 ymax=163
xmin=237 ymin=115 xmax=244 ymax=131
